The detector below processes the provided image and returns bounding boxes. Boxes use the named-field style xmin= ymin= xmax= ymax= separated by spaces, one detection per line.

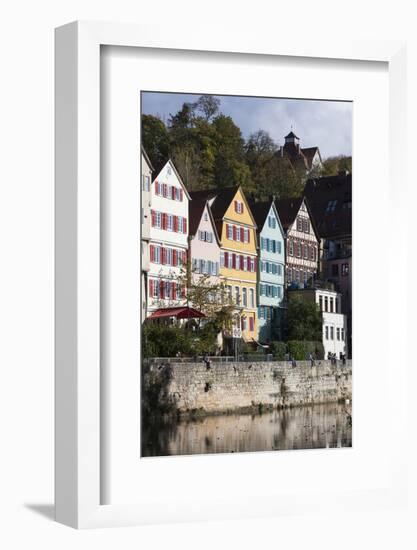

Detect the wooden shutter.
xmin=149 ymin=279 xmax=153 ymax=297
xmin=151 ymin=210 xmax=155 ymax=227
xmin=233 ymin=225 xmax=236 ymax=240
xmin=224 ymin=252 xmax=229 ymax=267
xmin=232 ymin=254 xmax=236 ymax=269
xmin=183 ymin=218 xmax=187 ymax=233
xmin=239 ymin=255 xmax=244 ymax=270
xmin=249 ymin=316 xmax=254 ymax=332
xmin=150 ymin=245 xmax=155 ymax=262
xmin=173 ymin=216 xmax=178 ymax=232
xmin=173 ymin=249 xmax=177 ymax=266
xmin=234 ymin=200 xmax=238 ymax=212
xmin=240 ymin=227 xmax=244 ymax=242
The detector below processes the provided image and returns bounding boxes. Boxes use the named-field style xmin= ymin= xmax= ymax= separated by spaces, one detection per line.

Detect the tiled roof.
xmin=304 ymin=173 xmax=352 ymax=239
xmin=189 ymin=186 xmax=239 ymax=221
xmin=248 ymin=201 xmax=272 ymax=233
xmin=274 ymin=197 xmax=304 ymax=230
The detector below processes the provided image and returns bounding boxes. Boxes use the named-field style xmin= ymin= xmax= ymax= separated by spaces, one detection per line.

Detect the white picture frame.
xmin=55 ymin=21 xmax=407 ymax=529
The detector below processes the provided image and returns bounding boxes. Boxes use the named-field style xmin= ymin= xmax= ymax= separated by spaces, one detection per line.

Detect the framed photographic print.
xmin=55 ymin=21 xmax=408 ymax=528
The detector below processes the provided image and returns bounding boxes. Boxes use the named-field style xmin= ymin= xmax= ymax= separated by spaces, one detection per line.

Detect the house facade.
xmin=250 ymin=200 xmax=285 ymax=343
xmin=289 ymin=287 xmax=347 ymax=358
xmin=304 ymin=172 xmax=352 ymax=355
xmin=275 ymin=197 xmax=319 ymax=288
xmin=190 ymin=187 xmax=258 ymax=344
xmin=188 ymin=199 xmax=221 ymax=286
xmin=147 ymin=160 xmax=190 ymax=316
xmin=141 ymin=147 xmax=153 ymax=321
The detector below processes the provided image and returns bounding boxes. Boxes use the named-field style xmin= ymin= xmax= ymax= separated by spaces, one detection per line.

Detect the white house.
xmin=289 ymin=287 xmax=347 ymax=359
xmin=141 ymin=147 xmax=153 ymax=321
xmin=147 ymin=159 xmax=191 ymax=316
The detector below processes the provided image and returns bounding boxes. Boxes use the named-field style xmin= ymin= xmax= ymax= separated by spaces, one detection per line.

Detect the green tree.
xmin=321 ymin=155 xmax=352 ymax=176
xmin=193 ymin=94 xmax=221 ymax=121
xmin=141 ymin=114 xmax=170 ymax=172
xmin=286 ymin=296 xmax=322 ymax=341
xmin=212 ymin=115 xmax=252 ymax=190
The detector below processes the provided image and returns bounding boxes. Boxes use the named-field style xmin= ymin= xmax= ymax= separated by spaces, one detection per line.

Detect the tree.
xmin=141 ymin=114 xmax=170 ymax=173
xmin=212 ymin=115 xmax=252 ymax=190
xmin=321 ymin=155 xmax=352 ymax=176
xmin=194 ymin=95 xmax=221 ymax=122
xmin=286 ymin=296 xmax=322 ymax=341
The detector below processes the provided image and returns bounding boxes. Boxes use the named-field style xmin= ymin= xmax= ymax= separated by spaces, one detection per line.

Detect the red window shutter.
xmin=173 ymin=249 xmax=177 ymax=265
xmin=159 ymin=280 xmax=165 ymax=298
xmin=149 ymin=279 xmax=153 ymax=297
xmin=160 ymin=247 xmax=165 ymax=264
xmin=151 ymin=210 xmax=155 ymax=227
xmin=249 ymin=316 xmax=254 ymax=332
xmin=233 ymin=226 xmax=236 ymax=240
xmin=241 ymin=203 xmax=244 ymax=214
xmin=234 ymin=200 xmax=238 ymax=212
xmin=155 ymin=182 xmax=159 ymax=195
xmin=232 ymin=254 xmax=236 ymax=269
xmin=150 ymin=245 xmax=154 ymax=262
xmin=247 ymin=230 xmax=250 ymax=243
xmin=224 ymin=251 xmax=229 ymax=266
xmin=162 ymin=213 xmax=167 ymax=230
xmin=239 ymin=255 xmax=244 ymax=270
xmin=171 ymin=186 xmax=175 ymax=200
xmin=183 ymin=218 xmax=187 ymax=233
xmin=247 ymin=256 xmax=251 ymax=271
xmin=180 ymin=189 xmax=183 ymax=201
xmin=240 ymin=227 xmax=244 ymax=242
xmin=226 ymin=224 xmax=229 ymax=239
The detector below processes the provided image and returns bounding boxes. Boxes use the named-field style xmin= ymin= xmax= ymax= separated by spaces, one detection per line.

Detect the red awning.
xmin=147 ymin=307 xmax=206 ymax=320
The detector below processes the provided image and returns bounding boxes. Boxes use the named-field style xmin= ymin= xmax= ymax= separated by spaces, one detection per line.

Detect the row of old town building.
xmin=141 ymin=133 xmax=352 ymax=359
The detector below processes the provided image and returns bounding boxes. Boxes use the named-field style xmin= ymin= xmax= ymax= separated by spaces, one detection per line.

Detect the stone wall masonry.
xmin=144 ymin=360 xmax=352 ymax=414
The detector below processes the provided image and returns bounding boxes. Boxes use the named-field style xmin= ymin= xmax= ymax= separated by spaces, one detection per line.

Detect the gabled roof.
xmin=249 ymin=200 xmax=285 ymax=243
xmin=153 ymin=159 xmax=191 ymax=200
xmin=188 ymin=199 xmax=221 ymax=245
xmin=189 ymin=186 xmax=238 ymax=220
xmin=274 ymin=196 xmax=320 ymax=241
xmin=141 ymin=146 xmax=154 ymax=172
xmin=304 ymin=172 xmax=352 ymax=239
xmin=285 ymin=130 xmax=299 ymax=140
xmin=274 ymin=197 xmax=304 ymax=231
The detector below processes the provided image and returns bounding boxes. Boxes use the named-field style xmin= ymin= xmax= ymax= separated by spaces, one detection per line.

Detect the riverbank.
xmin=142 ymin=359 xmax=352 ymax=417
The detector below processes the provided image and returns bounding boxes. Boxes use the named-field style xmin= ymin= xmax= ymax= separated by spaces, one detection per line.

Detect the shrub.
xmin=269 ymin=341 xmax=287 ymax=360
xmin=287 ymin=341 xmax=324 ymax=361
xmin=142 ymin=322 xmax=219 ymax=358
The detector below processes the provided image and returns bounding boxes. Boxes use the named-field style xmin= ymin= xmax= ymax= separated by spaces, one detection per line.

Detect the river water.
xmin=141 ymin=403 xmax=352 ymax=457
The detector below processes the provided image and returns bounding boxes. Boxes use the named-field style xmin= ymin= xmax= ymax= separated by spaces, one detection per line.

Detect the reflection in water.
xmin=142 ymin=403 xmax=352 ymax=457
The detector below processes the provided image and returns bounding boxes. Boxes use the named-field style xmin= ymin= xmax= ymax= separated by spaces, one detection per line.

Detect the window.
xmin=326 ymin=200 xmax=338 ymax=212
xmin=303 ymin=218 xmax=310 ymax=233
xmin=244 ymin=228 xmax=249 ymax=243
xmin=330 ymin=326 xmax=334 ymax=340
xmin=142 ymin=175 xmax=150 ymax=191
xmin=329 ymin=298 xmax=334 ymax=313
xmin=332 ymin=264 xmax=339 ymax=277
xmin=319 ymin=295 xmax=323 ymax=311
xmin=337 ymin=328 xmax=340 ymax=340
xmin=325 ymin=326 xmax=329 ymax=339
xmin=236 ymin=226 xmax=241 ymax=241
xmin=166 ymin=248 xmax=173 ymax=265
xmin=155 ymin=211 xmax=162 ymax=228
xmin=242 ymin=288 xmax=247 ymax=307
xmin=297 ymin=217 xmax=303 ymax=232
xmin=235 ymin=200 xmax=244 ymax=214
xmin=287 ymin=268 xmax=292 ymax=282
xmin=268 ymin=216 xmax=276 ymax=229
xmin=235 ymin=287 xmax=240 ymax=305
xmin=220 ymin=252 xmax=224 ymax=267
xmin=324 ymin=296 xmax=328 ymax=312
xmin=341 ymin=328 xmax=345 ymax=341
xmin=243 ymin=256 xmax=248 ymax=271
xmin=303 ymin=244 xmax=308 ymax=259
xmin=277 ymin=241 xmax=282 ymax=254
xmin=204 ymin=212 xmax=208 ymax=221
xmin=241 ymin=316 xmax=247 ymax=331
xmin=177 ymin=217 xmax=184 ymax=233
xmin=289 ymin=240 xmax=294 ymax=256
xmin=342 ymin=263 xmax=349 ymax=277
xmin=250 ymin=288 xmax=255 ymax=307
xmin=296 ymin=242 xmax=301 ymax=258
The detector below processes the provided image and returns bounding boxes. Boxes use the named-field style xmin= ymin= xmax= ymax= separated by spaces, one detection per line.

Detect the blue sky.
xmin=141 ymin=92 xmax=352 ymax=160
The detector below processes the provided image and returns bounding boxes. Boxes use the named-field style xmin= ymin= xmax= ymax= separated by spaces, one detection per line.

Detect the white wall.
xmin=1 ymin=1 xmax=416 ymax=548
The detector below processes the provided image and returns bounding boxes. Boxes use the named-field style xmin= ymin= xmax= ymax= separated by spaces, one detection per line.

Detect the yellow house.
xmin=190 ymin=186 xmax=258 ymax=343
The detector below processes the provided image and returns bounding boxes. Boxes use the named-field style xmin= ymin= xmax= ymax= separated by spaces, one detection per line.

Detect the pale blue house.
xmin=250 ymin=200 xmax=285 ymax=342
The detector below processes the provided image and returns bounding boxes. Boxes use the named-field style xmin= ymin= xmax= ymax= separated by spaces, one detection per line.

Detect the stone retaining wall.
xmin=143 ymin=360 xmax=352 ymax=414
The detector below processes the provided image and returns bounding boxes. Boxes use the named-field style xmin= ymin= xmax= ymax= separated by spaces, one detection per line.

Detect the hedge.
xmin=269 ymin=341 xmax=324 ymax=361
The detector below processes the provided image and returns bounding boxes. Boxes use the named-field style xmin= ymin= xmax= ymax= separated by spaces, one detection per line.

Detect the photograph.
xmin=140 ymin=91 xmax=352 ymax=457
